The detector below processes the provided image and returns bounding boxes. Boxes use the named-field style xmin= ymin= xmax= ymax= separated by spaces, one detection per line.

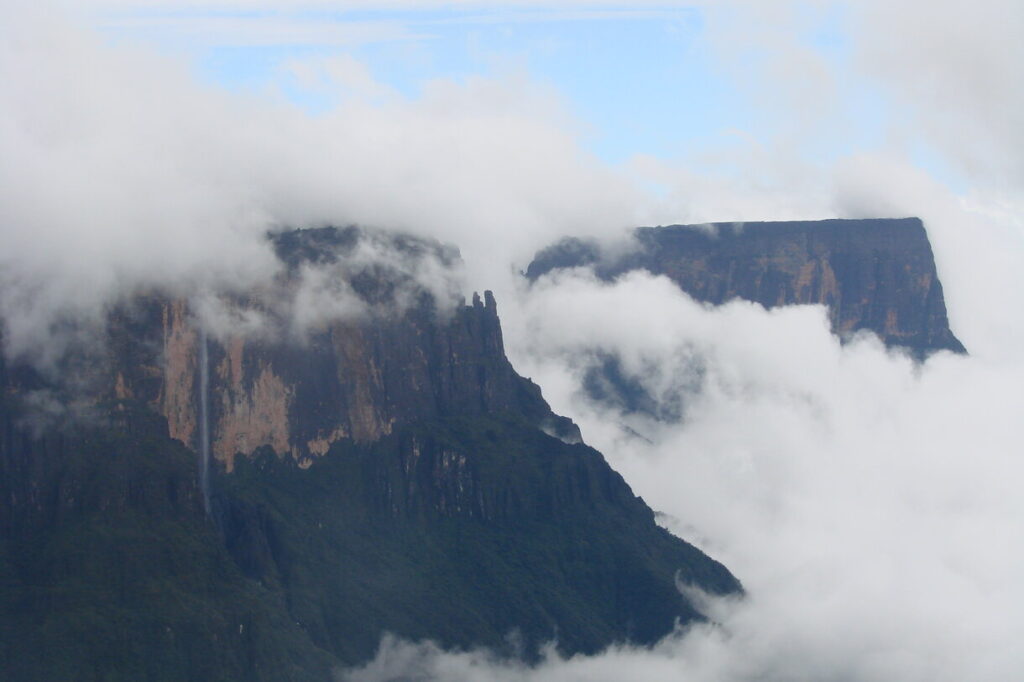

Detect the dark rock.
xmin=527 ymin=218 xmax=964 ymax=421
xmin=527 ymin=218 xmax=965 ymax=356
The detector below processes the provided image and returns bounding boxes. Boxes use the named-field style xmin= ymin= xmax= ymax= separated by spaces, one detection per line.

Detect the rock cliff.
xmin=527 ymin=218 xmax=965 ymax=355
xmin=0 ymin=226 xmax=739 ymax=681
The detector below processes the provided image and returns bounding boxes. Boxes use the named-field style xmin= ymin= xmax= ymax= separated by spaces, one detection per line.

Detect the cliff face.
xmin=527 ymin=218 xmax=965 ymax=355
xmin=0 ymin=405 xmax=337 ymax=681
xmin=0 ymin=227 xmax=738 ymax=681
xmin=107 ymin=288 xmax=567 ymax=472
xmin=92 ymin=227 xmax=577 ymax=475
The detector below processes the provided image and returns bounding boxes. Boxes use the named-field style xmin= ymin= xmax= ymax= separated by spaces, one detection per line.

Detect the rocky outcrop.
xmin=527 ymin=217 xmax=965 ymax=355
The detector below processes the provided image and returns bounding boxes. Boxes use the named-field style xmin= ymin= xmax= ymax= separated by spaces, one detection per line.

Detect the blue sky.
xmin=93 ymin=5 xmax=879 ymax=168
xmin=79 ymin=0 xmax=1010 ymax=202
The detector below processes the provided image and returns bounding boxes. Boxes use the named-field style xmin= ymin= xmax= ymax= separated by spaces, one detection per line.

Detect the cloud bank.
xmin=343 ymin=264 xmax=1024 ymax=681
xmin=0 ymin=4 xmax=637 ymax=363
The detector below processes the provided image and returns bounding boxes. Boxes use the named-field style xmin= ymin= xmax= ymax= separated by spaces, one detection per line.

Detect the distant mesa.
xmin=527 ymin=217 xmax=965 ymax=357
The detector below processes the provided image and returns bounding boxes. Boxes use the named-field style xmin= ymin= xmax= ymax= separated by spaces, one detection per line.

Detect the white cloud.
xmin=95 ymin=13 xmax=429 ymax=49
xmin=848 ymin=0 xmax=1024 ymax=186
xmin=0 ymin=3 xmax=637 ymax=362
xmin=345 ymin=267 xmax=1024 ymax=681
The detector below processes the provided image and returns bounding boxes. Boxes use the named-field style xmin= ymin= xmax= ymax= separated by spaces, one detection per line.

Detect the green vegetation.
xmin=1 ymin=409 xmax=737 ymax=680
xmin=217 ymin=412 xmax=737 ymax=665
xmin=0 ymin=418 xmax=333 ymax=682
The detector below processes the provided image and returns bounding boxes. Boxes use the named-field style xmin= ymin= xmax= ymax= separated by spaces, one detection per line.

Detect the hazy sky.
xmin=3 ymin=2 xmax=1024 ymax=681
xmin=92 ymin=5 xmax=768 ymax=164
xmin=81 ymin=3 xmax=947 ymax=177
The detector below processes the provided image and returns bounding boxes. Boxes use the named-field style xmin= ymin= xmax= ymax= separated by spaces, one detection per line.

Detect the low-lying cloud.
xmin=343 ymin=268 xmax=1024 ymax=681
xmin=0 ymin=4 xmax=637 ymax=365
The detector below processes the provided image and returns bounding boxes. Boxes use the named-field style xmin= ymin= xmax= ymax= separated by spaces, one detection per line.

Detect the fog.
xmin=3 ymin=2 xmax=1023 ymax=681
xmin=341 ymin=238 xmax=1024 ymax=681
xmin=490 ymin=269 xmax=1023 ymax=682
xmin=0 ymin=4 xmax=636 ymax=363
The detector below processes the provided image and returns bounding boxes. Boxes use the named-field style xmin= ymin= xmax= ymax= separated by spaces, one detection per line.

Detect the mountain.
xmin=526 ymin=218 xmax=964 ymax=420
xmin=0 ymin=227 xmax=739 ymax=681
xmin=527 ymin=218 xmax=965 ymax=356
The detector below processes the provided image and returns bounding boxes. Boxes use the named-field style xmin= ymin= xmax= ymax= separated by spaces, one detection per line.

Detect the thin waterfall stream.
xmin=199 ymin=327 xmax=211 ymax=514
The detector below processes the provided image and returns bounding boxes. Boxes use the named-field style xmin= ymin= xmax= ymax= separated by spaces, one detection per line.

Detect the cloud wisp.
xmin=0 ymin=4 xmax=636 ymax=366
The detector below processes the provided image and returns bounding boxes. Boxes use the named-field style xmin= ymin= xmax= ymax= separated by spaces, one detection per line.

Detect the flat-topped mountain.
xmin=527 ymin=218 xmax=965 ymax=356
xmin=0 ymin=227 xmax=739 ymax=681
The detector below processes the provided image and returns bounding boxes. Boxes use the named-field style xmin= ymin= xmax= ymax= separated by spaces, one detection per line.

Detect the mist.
xmin=0 ymin=4 xmax=637 ymax=365
xmin=4 ymin=2 xmax=1024 ymax=681
xmin=495 ymin=268 xmax=1022 ymax=682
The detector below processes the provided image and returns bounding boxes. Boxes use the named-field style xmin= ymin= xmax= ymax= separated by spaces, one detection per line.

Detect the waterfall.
xmin=199 ymin=327 xmax=211 ymax=514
